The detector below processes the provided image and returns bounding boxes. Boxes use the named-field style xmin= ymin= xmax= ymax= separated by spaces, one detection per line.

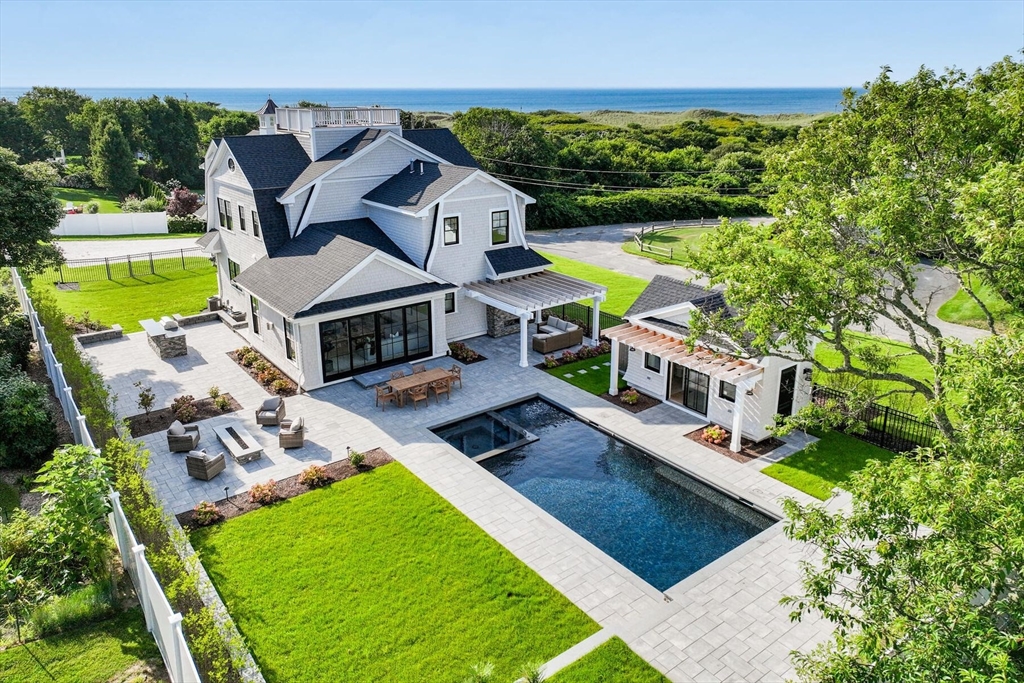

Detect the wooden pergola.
xmin=463 ymin=271 xmax=607 ymax=367
xmin=604 ymin=322 xmax=764 ymax=452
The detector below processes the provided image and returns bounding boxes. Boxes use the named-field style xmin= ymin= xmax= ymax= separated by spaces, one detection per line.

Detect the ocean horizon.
xmin=0 ymin=87 xmax=851 ymax=115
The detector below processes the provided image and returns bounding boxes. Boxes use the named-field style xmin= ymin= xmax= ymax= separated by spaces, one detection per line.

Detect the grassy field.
xmin=551 ymin=637 xmax=669 ymax=682
xmin=59 ymin=233 xmax=205 ymax=241
xmin=31 ymin=262 xmax=216 ymax=333
xmin=192 ymin=463 xmax=598 ymax=683
xmin=937 ymin=280 xmax=1019 ymax=331
xmin=536 ymin=251 xmax=648 ymax=317
xmin=761 ymin=430 xmax=897 ymax=500
xmin=50 ymin=188 xmax=122 ymax=213
xmin=0 ymin=608 xmax=161 ymax=683
xmin=543 ymin=353 xmax=624 ymax=395
xmin=621 ymin=226 xmax=716 ymax=264
xmin=421 ymin=109 xmax=830 ymax=130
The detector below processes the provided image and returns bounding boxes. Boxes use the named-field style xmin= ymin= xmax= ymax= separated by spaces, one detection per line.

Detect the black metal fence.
xmin=811 ymin=384 xmax=940 ymax=453
xmin=540 ymin=300 xmax=624 ymax=338
xmin=40 ymin=247 xmax=213 ymax=284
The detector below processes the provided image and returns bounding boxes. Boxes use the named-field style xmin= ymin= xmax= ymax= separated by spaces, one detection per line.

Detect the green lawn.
xmin=0 ymin=608 xmax=161 ymax=683
xmin=191 ymin=463 xmax=598 ymax=683
xmin=50 ymin=188 xmax=122 ymax=213
xmin=937 ymin=279 xmax=1019 ymax=331
xmin=59 ymin=233 xmax=205 ymax=241
xmin=621 ymin=226 xmax=716 ymax=265
xmin=537 ymin=251 xmax=649 ymax=317
xmin=543 ymin=353 xmax=624 ymax=395
xmin=31 ymin=263 xmax=216 ymax=333
xmin=761 ymin=430 xmax=897 ymax=500
xmin=551 ymin=637 xmax=669 ymax=682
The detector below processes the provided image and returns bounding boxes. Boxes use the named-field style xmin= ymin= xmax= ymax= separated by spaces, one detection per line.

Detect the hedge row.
xmin=26 ymin=281 xmax=241 ymax=682
xmin=526 ymin=188 xmax=764 ymax=230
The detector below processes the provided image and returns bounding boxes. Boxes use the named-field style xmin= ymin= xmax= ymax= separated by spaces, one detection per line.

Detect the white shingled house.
xmin=604 ymin=276 xmax=814 ymax=452
xmin=198 ymin=99 xmax=605 ymax=390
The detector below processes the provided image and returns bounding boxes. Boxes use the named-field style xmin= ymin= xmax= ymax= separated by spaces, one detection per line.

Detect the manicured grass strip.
xmin=50 ymin=187 xmax=122 ymax=213
xmin=543 ymin=353 xmax=624 ymax=396
xmin=31 ymin=266 xmax=216 ymax=333
xmin=621 ymin=226 xmax=715 ymax=264
xmin=0 ymin=608 xmax=160 ymax=683
xmin=192 ymin=462 xmax=598 ymax=683
xmin=536 ymin=251 xmax=649 ymax=317
xmin=59 ymin=233 xmax=206 ymax=241
xmin=936 ymin=279 xmax=1019 ymax=331
xmin=761 ymin=430 xmax=897 ymax=500
xmin=550 ymin=637 xmax=669 ymax=682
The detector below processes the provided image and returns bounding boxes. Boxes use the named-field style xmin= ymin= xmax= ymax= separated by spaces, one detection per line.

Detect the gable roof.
xmin=624 ymin=275 xmax=729 ymax=319
xmin=231 ymin=218 xmax=417 ymax=318
xmin=278 ymin=128 xmax=388 ymax=198
xmin=221 ymin=134 xmax=310 ymax=190
xmin=363 ymin=163 xmax=478 ymax=214
xmin=486 ymin=246 xmax=551 ymax=277
xmin=195 ymin=229 xmax=219 ymax=248
xmin=402 ymin=129 xmax=480 ymax=168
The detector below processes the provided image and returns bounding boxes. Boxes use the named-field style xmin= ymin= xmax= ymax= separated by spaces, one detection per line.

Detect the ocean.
xmin=0 ymin=87 xmax=849 ymax=115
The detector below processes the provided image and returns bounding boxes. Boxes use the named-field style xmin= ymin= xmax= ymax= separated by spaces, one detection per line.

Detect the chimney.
xmin=419 ymin=161 xmax=424 ymax=175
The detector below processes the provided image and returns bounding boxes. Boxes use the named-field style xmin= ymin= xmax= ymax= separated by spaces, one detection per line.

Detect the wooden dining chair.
xmin=407 ymin=384 xmax=429 ymax=410
xmin=412 ymin=364 xmax=427 ymax=374
xmin=390 ymin=370 xmax=405 ymax=380
xmin=448 ymin=364 xmax=462 ymax=389
xmin=429 ymin=377 xmax=451 ymax=403
xmin=375 ymin=384 xmax=398 ymax=411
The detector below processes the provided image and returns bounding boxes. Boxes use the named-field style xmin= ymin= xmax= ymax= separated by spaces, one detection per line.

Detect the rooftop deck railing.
xmin=276 ymin=106 xmax=401 ymax=132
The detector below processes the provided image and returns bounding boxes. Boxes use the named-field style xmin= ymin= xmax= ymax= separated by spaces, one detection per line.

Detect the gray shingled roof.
xmin=195 ymin=229 xmax=218 ymax=248
xmin=402 ymin=129 xmax=480 ymax=168
xmin=296 ymin=282 xmax=455 ymax=319
xmin=486 ymin=246 xmax=551 ymax=276
xmin=624 ymin=275 xmax=728 ymax=318
xmin=221 ymin=134 xmax=310 ymax=190
xmin=232 ymin=218 xmax=416 ymax=317
xmin=279 ymin=128 xmax=388 ymax=198
xmin=362 ymin=163 xmax=477 ymax=213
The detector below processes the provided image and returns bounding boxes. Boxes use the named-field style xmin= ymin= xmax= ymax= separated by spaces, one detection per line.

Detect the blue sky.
xmin=1 ymin=1 xmax=1020 ymax=88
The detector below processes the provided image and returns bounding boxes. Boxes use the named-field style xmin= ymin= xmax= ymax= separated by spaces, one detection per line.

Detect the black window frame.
xmin=644 ymin=352 xmax=662 ymax=372
xmin=443 ymin=216 xmax=460 ymax=246
xmin=227 ymin=259 xmax=240 ymax=280
xmin=224 ymin=200 xmax=233 ymax=230
xmin=238 ymin=204 xmax=246 ymax=232
xmin=444 ymin=292 xmax=456 ymax=314
xmin=491 ymin=210 xmax=509 ymax=245
xmin=217 ymin=198 xmax=227 ymax=228
xmin=319 ymin=302 xmax=433 ymax=383
xmin=251 ymin=210 xmax=260 ymax=238
xmin=719 ymin=380 xmax=736 ymax=403
xmin=284 ymin=320 xmax=297 ymax=362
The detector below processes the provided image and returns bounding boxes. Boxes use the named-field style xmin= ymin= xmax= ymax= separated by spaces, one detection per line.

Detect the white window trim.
xmin=284 ymin=320 xmax=299 ymax=365
xmin=251 ymin=209 xmax=261 ymax=240
xmin=442 ymin=213 xmax=461 ymax=247
xmin=490 ymin=209 xmax=510 ymax=246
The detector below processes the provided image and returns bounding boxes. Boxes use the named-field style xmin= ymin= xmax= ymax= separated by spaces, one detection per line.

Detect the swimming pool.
xmin=432 ymin=398 xmax=775 ymax=591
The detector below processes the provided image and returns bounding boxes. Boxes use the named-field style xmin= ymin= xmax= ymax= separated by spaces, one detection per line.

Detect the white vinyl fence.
xmin=10 ymin=267 xmax=202 ymax=683
xmin=54 ymin=211 xmax=169 ymax=236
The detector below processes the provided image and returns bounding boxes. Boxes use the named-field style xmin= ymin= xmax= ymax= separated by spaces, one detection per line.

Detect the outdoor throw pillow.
xmin=261 ymin=396 xmax=281 ymax=411
xmin=291 ymin=416 xmax=304 ymax=431
xmin=168 ymin=420 xmax=186 ymax=436
xmin=548 ymin=316 xmax=564 ymax=329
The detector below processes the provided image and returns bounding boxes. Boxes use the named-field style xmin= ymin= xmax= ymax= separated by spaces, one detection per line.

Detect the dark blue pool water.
xmin=436 ymin=398 xmax=775 ymax=591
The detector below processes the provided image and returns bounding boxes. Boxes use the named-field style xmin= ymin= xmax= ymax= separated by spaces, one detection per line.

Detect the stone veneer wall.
xmin=486 ymin=305 xmax=521 ymax=337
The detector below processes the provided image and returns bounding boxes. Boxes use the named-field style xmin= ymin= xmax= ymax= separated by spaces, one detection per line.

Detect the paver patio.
xmin=86 ymin=320 xmax=833 ymax=682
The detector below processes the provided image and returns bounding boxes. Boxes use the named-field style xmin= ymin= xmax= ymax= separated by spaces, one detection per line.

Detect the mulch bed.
xmin=127 ymin=394 xmax=243 ymax=437
xmin=176 ymin=447 xmax=393 ymax=530
xmin=227 ymin=351 xmax=298 ymax=396
xmin=599 ymin=390 xmax=660 ymax=413
xmin=685 ymin=427 xmax=784 ymax=464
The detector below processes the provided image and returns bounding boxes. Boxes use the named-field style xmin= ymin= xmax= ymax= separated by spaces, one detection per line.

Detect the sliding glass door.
xmin=319 ymin=302 xmax=432 ymax=383
xmin=667 ymin=363 xmax=710 ymax=415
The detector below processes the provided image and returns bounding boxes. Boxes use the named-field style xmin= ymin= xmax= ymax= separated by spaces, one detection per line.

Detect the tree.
xmin=17 ymin=86 xmax=90 ymax=155
xmin=783 ymin=333 xmax=1024 ymax=682
xmin=451 ymin=107 xmax=556 ymax=180
xmin=72 ymin=97 xmax=146 ymax=158
xmin=89 ymin=115 xmax=138 ymax=196
xmin=138 ymin=96 xmax=201 ymax=186
xmin=0 ymin=98 xmax=48 ymax=161
xmin=199 ymin=110 xmax=258 ymax=146
xmin=166 ymin=186 xmax=201 ymax=217
xmin=682 ymin=58 xmax=1024 ymax=436
xmin=0 ymin=147 xmax=63 ymax=271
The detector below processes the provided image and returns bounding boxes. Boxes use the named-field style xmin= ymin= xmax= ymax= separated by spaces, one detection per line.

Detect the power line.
xmin=478 ymin=155 xmax=768 ymax=175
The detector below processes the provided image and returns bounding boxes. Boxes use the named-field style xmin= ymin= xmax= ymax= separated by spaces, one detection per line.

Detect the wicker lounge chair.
xmin=375 ymin=384 xmax=398 ymax=411
xmin=407 ymin=384 xmax=429 ymax=410
xmin=429 ymin=377 xmax=451 ymax=403
xmin=412 ymin=363 xmax=427 ymax=374
xmin=167 ymin=420 xmax=200 ymax=453
xmin=390 ymin=370 xmax=405 ymax=380
xmin=448 ymin=364 xmax=462 ymax=389
xmin=185 ymin=450 xmax=225 ymax=481
xmin=278 ymin=417 xmax=305 ymax=449
xmin=255 ymin=396 xmax=285 ymax=426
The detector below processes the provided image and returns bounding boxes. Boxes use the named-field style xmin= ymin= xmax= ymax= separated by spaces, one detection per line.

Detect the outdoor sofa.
xmin=532 ymin=315 xmax=584 ymax=354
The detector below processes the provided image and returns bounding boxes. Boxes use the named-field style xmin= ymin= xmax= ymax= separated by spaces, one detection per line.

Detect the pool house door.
xmin=667 ymin=363 xmax=709 ymax=415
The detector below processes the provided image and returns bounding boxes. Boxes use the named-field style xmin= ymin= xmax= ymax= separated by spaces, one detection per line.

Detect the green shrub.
xmin=193 ymin=501 xmax=221 ymax=526
xmin=241 ymin=351 xmax=259 ymax=367
xmin=248 ymin=479 xmax=278 ymax=505
xmin=168 ymin=214 xmax=205 ymax=234
xmin=213 ymin=395 xmax=230 ymax=411
xmin=0 ymin=480 xmax=19 ymax=520
xmin=207 ymin=386 xmax=220 ymax=398
xmin=272 ymin=378 xmax=291 ymax=394
xmin=0 ymin=355 xmax=59 ymax=469
xmin=257 ymin=368 xmax=281 ymax=385
xmin=119 ymin=193 xmax=165 ymax=213
xmin=83 ymin=201 xmax=100 ymax=214
xmin=251 ymin=359 xmax=270 ymax=374
xmin=619 ymin=388 xmax=640 ymax=406
xmin=0 ymin=289 xmax=32 ymax=369
xmin=299 ymin=464 xmax=330 ymax=489
xmin=29 ymin=579 xmax=116 ymax=637
xmin=349 ymin=450 xmax=365 ymax=468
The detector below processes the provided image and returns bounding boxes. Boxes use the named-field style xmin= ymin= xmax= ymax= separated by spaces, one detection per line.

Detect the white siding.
xmin=307 ymin=178 xmax=378 ymax=223
xmin=366 ymin=206 xmax=429 ymax=265
xmin=622 ymin=346 xmax=668 ymax=398
xmin=294 ymin=132 xmax=312 ymax=158
xmin=310 ymin=127 xmax=366 ymax=162
xmin=286 ymin=187 xmax=311 ymax=235
xmin=332 ymin=137 xmax=416 ymax=181
xmin=315 ymin=257 xmax=428 ymax=307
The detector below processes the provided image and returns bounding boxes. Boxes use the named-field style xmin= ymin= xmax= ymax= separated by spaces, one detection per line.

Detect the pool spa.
xmin=432 ymin=398 xmax=775 ymax=591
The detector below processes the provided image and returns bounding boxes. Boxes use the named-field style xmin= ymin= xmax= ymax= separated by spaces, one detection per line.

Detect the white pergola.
xmin=463 ymin=271 xmax=607 ymax=367
xmin=604 ymin=322 xmax=764 ymax=452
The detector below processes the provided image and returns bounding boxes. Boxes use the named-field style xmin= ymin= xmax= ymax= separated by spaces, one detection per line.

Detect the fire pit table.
xmin=213 ymin=422 xmax=264 ymax=464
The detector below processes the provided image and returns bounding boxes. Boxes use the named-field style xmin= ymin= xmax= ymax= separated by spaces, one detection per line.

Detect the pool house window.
xmin=719 ymin=380 xmax=736 ymax=403
xmin=318 ymin=302 xmax=432 ymax=383
xmin=491 ymin=210 xmax=509 ymax=245
xmin=443 ymin=216 xmax=460 ymax=245
xmin=644 ymin=352 xmax=661 ymax=372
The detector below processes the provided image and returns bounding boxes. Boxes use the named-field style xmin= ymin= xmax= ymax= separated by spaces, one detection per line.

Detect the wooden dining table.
xmin=386 ymin=367 xmax=452 ymax=406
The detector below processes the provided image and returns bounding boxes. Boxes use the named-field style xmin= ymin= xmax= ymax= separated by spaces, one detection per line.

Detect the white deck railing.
xmin=10 ymin=268 xmax=202 ymax=683
xmin=276 ymin=106 xmax=400 ymax=133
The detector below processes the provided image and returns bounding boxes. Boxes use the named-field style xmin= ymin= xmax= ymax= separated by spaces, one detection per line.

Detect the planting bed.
xmin=127 ymin=394 xmax=242 ymax=437
xmin=684 ymin=426 xmax=782 ymax=463
xmin=598 ymin=389 xmax=660 ymax=414
xmin=228 ymin=350 xmax=298 ymax=396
